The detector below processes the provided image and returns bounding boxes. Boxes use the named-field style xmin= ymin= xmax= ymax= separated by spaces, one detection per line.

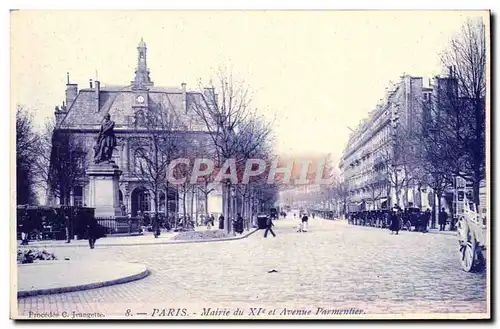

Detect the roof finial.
xmin=66 ymin=72 xmax=70 ymax=84
xmin=138 ymin=37 xmax=146 ymax=48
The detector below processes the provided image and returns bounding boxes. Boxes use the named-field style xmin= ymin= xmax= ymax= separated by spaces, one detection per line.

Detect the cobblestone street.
xmin=16 ymin=218 xmax=488 ymax=318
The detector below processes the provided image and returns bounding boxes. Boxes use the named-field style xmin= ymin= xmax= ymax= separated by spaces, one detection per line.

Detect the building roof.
xmin=59 ymin=85 xmax=207 ymax=131
xmin=58 ymin=39 xmax=210 ymax=132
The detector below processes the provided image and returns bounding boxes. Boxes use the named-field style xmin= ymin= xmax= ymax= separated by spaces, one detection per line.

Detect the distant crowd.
xmin=347 ymin=206 xmax=452 ymax=234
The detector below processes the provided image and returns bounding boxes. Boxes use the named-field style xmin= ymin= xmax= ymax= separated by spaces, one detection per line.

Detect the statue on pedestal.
xmin=94 ymin=113 xmax=117 ymax=164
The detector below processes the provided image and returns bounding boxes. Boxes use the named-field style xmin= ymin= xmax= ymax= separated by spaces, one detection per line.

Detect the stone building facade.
xmin=51 ymin=39 xmax=223 ymax=217
xmin=339 ymin=74 xmax=431 ymax=212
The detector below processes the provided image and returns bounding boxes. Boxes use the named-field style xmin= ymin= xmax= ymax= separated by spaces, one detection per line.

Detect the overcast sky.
xmin=10 ymin=10 xmax=486 ymax=165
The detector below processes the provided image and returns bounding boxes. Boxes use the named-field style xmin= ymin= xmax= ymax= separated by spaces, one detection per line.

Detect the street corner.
xmin=17 ymin=260 xmax=149 ymax=298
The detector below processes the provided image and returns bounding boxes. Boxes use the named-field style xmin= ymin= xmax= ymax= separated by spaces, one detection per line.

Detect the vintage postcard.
xmin=10 ymin=10 xmax=490 ymax=320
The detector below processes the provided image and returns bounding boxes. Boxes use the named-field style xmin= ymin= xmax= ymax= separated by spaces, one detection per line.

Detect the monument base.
xmin=87 ymin=162 xmax=122 ymax=218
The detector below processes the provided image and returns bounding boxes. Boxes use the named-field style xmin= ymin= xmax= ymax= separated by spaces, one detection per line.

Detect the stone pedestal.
xmin=87 ymin=163 xmax=122 ymax=218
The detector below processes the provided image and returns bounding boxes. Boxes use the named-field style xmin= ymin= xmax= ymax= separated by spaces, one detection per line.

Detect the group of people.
xmin=263 ymin=211 xmax=311 ymax=237
xmin=348 ymin=207 xmax=450 ymax=234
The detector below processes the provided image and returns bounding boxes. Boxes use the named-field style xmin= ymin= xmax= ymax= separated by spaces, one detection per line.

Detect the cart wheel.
xmin=459 ymin=230 xmax=484 ymax=272
xmin=460 ymin=231 xmax=476 ymax=272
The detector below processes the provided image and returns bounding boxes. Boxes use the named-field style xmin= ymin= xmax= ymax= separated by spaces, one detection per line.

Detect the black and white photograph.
xmin=9 ymin=9 xmax=490 ymax=320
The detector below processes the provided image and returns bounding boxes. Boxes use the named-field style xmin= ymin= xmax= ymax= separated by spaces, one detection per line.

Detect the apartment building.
xmin=339 ymin=74 xmax=428 ymax=211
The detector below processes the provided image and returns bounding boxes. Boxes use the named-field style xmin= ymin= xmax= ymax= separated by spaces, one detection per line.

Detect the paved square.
xmin=16 ymin=218 xmax=488 ymax=318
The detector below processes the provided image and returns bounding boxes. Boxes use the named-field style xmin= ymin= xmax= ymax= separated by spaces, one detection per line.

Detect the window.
xmin=135 ymin=110 xmax=145 ymax=127
xmin=73 ymin=186 xmax=83 ymax=207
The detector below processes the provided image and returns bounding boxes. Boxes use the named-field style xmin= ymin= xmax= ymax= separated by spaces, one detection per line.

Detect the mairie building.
xmin=49 ymin=38 xmax=223 ymax=217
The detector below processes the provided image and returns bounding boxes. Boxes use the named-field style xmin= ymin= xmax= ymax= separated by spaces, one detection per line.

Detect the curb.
xmin=17 ymin=229 xmax=259 ymax=249
xmin=346 ymin=223 xmax=458 ymax=236
xmin=18 ymin=267 xmax=150 ymax=298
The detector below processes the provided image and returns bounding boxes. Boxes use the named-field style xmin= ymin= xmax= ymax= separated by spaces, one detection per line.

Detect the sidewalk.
xmin=316 ymin=217 xmax=458 ymax=236
xmin=17 ymin=260 xmax=149 ymax=298
xmin=17 ymin=228 xmax=259 ymax=248
xmin=17 ymin=231 xmax=178 ymax=248
xmin=426 ymin=228 xmax=458 ymax=236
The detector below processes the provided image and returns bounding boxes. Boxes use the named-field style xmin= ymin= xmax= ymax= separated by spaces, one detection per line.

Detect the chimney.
xmin=181 ymin=83 xmax=187 ymax=114
xmin=54 ymin=106 xmax=65 ymax=126
xmin=65 ymin=72 xmax=78 ymax=108
xmin=94 ymin=80 xmax=100 ymax=112
xmin=89 ymin=79 xmax=93 ymax=89
xmin=448 ymin=66 xmax=453 ymax=77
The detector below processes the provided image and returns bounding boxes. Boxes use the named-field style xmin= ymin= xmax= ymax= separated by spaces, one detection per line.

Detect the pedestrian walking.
xmin=152 ymin=214 xmax=160 ymax=238
xmin=439 ymin=208 xmax=448 ymax=231
xmin=423 ymin=208 xmax=431 ymax=232
xmin=264 ymin=215 xmax=276 ymax=238
xmin=210 ymin=214 xmax=215 ymax=228
xmin=389 ymin=206 xmax=400 ymax=235
xmin=218 ymin=214 xmax=225 ymax=230
xmin=20 ymin=208 xmax=30 ymax=245
xmin=234 ymin=213 xmax=244 ymax=234
xmin=205 ymin=214 xmax=212 ymax=230
xmin=65 ymin=214 xmax=71 ymax=243
xmin=301 ymin=213 xmax=309 ymax=232
xmin=85 ymin=216 xmax=100 ymax=249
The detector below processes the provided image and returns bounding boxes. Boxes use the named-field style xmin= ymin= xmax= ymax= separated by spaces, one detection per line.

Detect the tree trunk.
xmin=165 ymin=186 xmax=170 ymax=229
xmin=223 ymin=183 xmax=231 ymax=233
xmin=473 ymin=178 xmax=481 ymax=208
xmin=154 ymin=188 xmax=158 ymax=218
xmin=403 ymin=184 xmax=408 ymax=208
xmin=437 ymin=191 xmax=442 ymax=228
xmin=205 ymin=181 xmax=209 ymax=218
xmin=395 ymin=187 xmax=401 ymax=208
xmin=195 ymin=190 xmax=199 ymax=227
xmin=164 ymin=184 xmax=168 ymax=216
xmin=190 ymin=186 xmax=195 ymax=227
xmin=182 ymin=187 xmax=187 ymax=227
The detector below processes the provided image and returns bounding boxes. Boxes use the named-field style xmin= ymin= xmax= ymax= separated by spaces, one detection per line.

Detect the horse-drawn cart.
xmin=457 ymin=200 xmax=487 ymax=272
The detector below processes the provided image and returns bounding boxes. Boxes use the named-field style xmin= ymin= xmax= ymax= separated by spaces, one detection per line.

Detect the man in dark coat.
xmin=219 ymin=214 xmax=225 ymax=230
xmin=235 ymin=213 xmax=244 ymax=234
xmin=438 ymin=208 xmax=448 ymax=231
xmin=264 ymin=215 xmax=276 ymax=238
xmin=422 ymin=209 xmax=431 ymax=232
xmin=85 ymin=217 xmax=101 ymax=249
xmin=65 ymin=214 xmax=71 ymax=243
xmin=152 ymin=214 xmax=160 ymax=238
xmin=301 ymin=213 xmax=309 ymax=232
xmin=389 ymin=207 xmax=400 ymax=235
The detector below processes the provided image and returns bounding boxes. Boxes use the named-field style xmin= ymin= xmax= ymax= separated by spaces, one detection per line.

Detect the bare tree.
xmin=366 ymin=176 xmax=388 ymax=210
xmin=332 ymin=179 xmax=350 ymax=218
xmin=35 ymin=119 xmax=56 ymax=200
xmin=410 ymin=94 xmax=454 ymax=227
xmin=380 ymin=127 xmax=413 ymax=208
xmin=438 ymin=18 xmax=487 ymax=206
xmin=16 ymin=106 xmax=40 ymax=205
xmin=192 ymin=68 xmax=274 ymax=232
xmin=47 ymin=124 xmax=88 ymax=206
xmin=235 ymin=113 xmax=274 ymax=227
xmin=131 ymin=100 xmax=180 ymax=221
